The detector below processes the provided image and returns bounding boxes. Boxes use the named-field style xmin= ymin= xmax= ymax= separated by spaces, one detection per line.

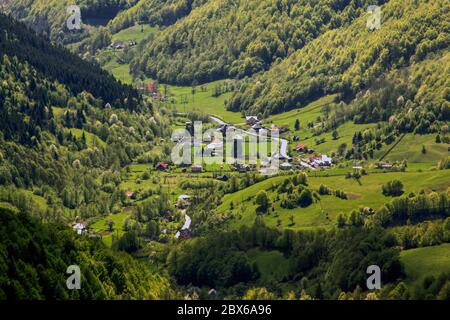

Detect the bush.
xmin=298 ymin=189 xmax=313 ymax=208
xmin=382 ymin=180 xmax=404 ymax=197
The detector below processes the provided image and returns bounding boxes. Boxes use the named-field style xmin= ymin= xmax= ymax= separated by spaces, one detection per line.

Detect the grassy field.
xmin=103 ymin=59 xmax=132 ymax=84
xmin=247 ymin=249 xmax=291 ymax=284
xmin=265 ymin=95 xmax=336 ymax=129
xmin=90 ymin=212 xmax=131 ymax=246
xmin=400 ymin=244 xmax=450 ymax=283
xmin=219 ymin=169 xmax=450 ymax=231
xmin=264 ymin=95 xmax=377 ymax=156
xmin=296 ymin=121 xmax=378 ymax=155
xmin=375 ymin=133 xmax=449 ymax=165
xmin=112 ymin=24 xmax=157 ymax=43
xmin=154 ymin=80 xmax=243 ymax=124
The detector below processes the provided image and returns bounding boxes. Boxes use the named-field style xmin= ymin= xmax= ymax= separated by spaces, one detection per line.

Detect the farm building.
xmin=309 ymin=155 xmax=332 ymax=167
xmin=296 ymin=144 xmax=307 ymax=153
xmin=245 ymin=116 xmax=259 ymax=125
xmin=377 ymin=162 xmax=393 ymax=169
xmin=156 ymin=162 xmax=169 ymax=171
xmin=217 ymin=174 xmax=229 ymax=181
xmin=252 ymin=124 xmax=263 ymax=131
xmin=73 ymin=222 xmax=86 ymax=235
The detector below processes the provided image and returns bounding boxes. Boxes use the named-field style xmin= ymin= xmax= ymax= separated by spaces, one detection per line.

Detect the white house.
xmin=73 ymin=223 xmax=86 ymax=235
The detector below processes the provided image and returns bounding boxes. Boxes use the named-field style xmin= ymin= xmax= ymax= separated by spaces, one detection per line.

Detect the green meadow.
xmin=90 ymin=211 xmax=131 ymax=246
xmin=265 ymin=95 xmax=336 ymax=129
xmin=375 ymin=133 xmax=449 ymax=164
xmin=218 ymin=169 xmax=450 ymax=231
xmin=112 ymin=24 xmax=157 ymax=43
xmin=400 ymin=244 xmax=450 ymax=284
xmin=154 ymin=80 xmax=244 ymax=124
xmin=247 ymin=249 xmax=291 ymax=283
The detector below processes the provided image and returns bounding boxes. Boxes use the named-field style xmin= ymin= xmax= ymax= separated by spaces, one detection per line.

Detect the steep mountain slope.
xmin=107 ymin=0 xmax=209 ymax=33
xmin=2 ymin=0 xmax=134 ymax=43
xmin=0 ymin=13 xmax=140 ymax=109
xmin=226 ymin=0 xmax=449 ymax=117
xmin=130 ymin=0 xmax=387 ymax=84
xmin=0 ymin=12 xmax=169 ymax=215
xmin=0 ymin=13 xmax=177 ymax=300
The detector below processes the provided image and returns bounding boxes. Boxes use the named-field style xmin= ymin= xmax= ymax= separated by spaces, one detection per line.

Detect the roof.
xmin=157 ymin=162 xmax=169 ymax=168
xmin=178 ymin=194 xmax=191 ymax=200
xmin=281 ymin=162 xmax=293 ymax=167
xmin=296 ymin=144 xmax=306 ymax=149
xmin=246 ymin=116 xmax=259 ymax=120
xmin=206 ymin=138 xmax=223 ymax=150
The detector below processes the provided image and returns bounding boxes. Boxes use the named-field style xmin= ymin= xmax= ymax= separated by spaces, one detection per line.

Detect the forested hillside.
xmin=0 ymin=12 xmax=170 ymax=220
xmin=108 ymin=0 xmax=209 ymax=33
xmin=0 ymin=12 xmax=176 ymax=299
xmin=2 ymin=0 xmax=134 ymax=42
xmin=0 ymin=206 xmax=175 ymax=299
xmin=130 ymin=0 xmax=387 ymax=84
xmin=227 ymin=0 xmax=449 ymax=116
xmin=0 ymin=13 xmax=140 ymax=110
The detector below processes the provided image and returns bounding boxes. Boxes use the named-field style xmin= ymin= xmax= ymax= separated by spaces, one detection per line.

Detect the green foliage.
xmin=0 ymin=207 xmax=175 ymax=299
xmin=131 ymin=0 xmax=384 ymax=84
xmin=382 ymin=180 xmax=405 ymax=197
xmin=227 ymin=0 xmax=449 ymax=122
xmin=298 ymin=189 xmax=313 ymax=208
xmin=0 ymin=13 xmax=141 ymax=110
xmin=167 ymin=219 xmax=404 ymax=298
xmin=255 ymin=191 xmax=269 ymax=213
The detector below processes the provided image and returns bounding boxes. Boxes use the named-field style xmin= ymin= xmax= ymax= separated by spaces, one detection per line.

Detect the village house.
xmin=251 ymin=123 xmax=263 ymax=132
xmin=376 ymin=162 xmax=393 ymax=169
xmin=296 ymin=144 xmax=307 ymax=153
xmin=208 ymin=289 xmax=218 ymax=300
xmin=156 ymin=162 xmax=169 ymax=171
xmin=110 ymin=42 xmax=125 ymax=50
xmin=73 ymin=222 xmax=86 ymax=235
xmin=203 ymin=133 xmax=212 ymax=142
xmin=206 ymin=137 xmax=223 ymax=151
xmin=309 ymin=155 xmax=333 ymax=167
xmin=245 ymin=116 xmax=259 ymax=125
xmin=147 ymin=82 xmax=157 ymax=94
xmin=271 ymin=124 xmax=280 ymax=131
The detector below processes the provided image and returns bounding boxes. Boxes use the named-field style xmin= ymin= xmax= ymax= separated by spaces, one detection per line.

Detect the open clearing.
xmin=400 ymin=244 xmax=450 ymax=283
xmin=219 ymin=169 xmax=450 ymax=230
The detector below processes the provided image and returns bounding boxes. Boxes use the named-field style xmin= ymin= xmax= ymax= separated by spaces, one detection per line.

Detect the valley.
xmin=0 ymin=0 xmax=449 ymax=301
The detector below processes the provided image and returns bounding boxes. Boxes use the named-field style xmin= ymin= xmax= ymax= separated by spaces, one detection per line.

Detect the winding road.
xmin=175 ymin=209 xmax=191 ymax=239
